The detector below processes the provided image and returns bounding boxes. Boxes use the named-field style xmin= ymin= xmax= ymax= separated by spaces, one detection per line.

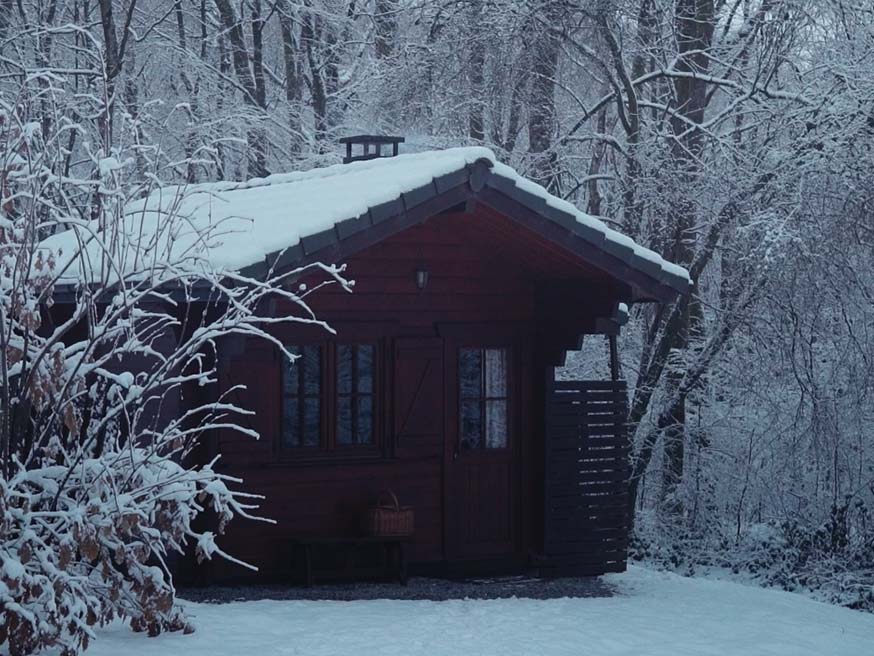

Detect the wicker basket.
xmin=365 ymin=490 xmax=414 ymax=537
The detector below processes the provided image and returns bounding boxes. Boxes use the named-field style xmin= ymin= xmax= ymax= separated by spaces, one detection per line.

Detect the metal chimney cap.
xmin=340 ymin=135 xmax=405 ymax=163
xmin=338 ymin=135 xmax=405 ymax=144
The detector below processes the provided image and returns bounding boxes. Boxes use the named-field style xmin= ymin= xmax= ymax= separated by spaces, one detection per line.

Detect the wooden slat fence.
xmin=542 ymin=379 xmax=630 ymax=577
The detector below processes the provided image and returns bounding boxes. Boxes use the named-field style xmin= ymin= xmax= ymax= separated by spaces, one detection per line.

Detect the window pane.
xmin=357 ymin=345 xmax=374 ymax=393
xmin=485 ymin=349 xmax=507 ymax=397
xmin=337 ymin=396 xmax=353 ymax=445
xmin=485 ymin=400 xmax=507 ymax=448
xmin=303 ymin=397 xmax=320 ymax=446
xmin=283 ymin=346 xmax=300 ymax=396
xmin=281 ymin=399 xmax=299 ymax=448
xmin=459 ymin=348 xmax=482 ymax=398
xmin=357 ymin=395 xmax=373 ymax=444
xmin=303 ymin=345 xmax=321 ymax=395
xmin=337 ymin=345 xmax=353 ymax=395
xmin=461 ymin=399 xmax=482 ymax=449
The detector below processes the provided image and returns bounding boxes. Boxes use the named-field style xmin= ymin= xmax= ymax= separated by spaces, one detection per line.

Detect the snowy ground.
xmin=83 ymin=566 xmax=873 ymax=656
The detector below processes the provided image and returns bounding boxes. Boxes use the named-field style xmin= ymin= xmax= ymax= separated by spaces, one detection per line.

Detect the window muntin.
xmin=459 ymin=347 xmax=509 ymax=449
xmin=281 ymin=345 xmax=322 ymax=448
xmin=336 ymin=344 xmax=375 ymax=445
xmin=281 ymin=342 xmax=377 ymax=453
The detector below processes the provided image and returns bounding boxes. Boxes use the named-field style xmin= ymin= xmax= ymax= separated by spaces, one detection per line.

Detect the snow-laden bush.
xmin=632 ymin=499 xmax=874 ymax=612
xmin=0 ymin=453 xmax=236 ymax=651
xmin=0 ymin=79 xmax=347 ymax=654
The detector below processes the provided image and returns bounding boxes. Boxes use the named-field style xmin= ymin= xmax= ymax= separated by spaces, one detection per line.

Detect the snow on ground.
xmin=82 ymin=566 xmax=873 ymax=656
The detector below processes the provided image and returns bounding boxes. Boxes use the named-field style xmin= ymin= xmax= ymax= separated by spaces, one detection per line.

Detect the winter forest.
xmin=1 ymin=0 xmax=873 ymax=654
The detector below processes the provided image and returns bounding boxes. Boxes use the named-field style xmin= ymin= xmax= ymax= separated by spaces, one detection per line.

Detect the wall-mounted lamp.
xmin=415 ymin=267 xmax=429 ymax=290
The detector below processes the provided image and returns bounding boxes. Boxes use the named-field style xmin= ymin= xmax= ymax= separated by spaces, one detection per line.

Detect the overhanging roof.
xmin=43 ymin=147 xmax=690 ymax=302
xmin=242 ymin=150 xmax=690 ymax=302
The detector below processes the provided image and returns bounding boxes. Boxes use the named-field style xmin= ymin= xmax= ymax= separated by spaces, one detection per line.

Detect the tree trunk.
xmin=279 ymin=2 xmax=303 ymax=155
xmin=303 ymin=13 xmax=328 ymax=144
xmin=175 ymin=0 xmax=199 ymax=182
xmin=122 ymin=48 xmax=147 ymax=181
xmin=213 ymin=0 xmax=269 ymax=177
xmin=657 ymin=0 xmax=714 ymax=513
xmin=586 ymin=105 xmax=608 ymax=216
xmin=0 ymin=0 xmax=13 ymax=43
xmin=215 ymin=30 xmax=231 ymax=180
xmin=467 ymin=2 xmax=485 ymax=142
xmin=502 ymin=62 xmax=528 ymax=153
xmin=251 ymin=0 xmax=268 ymax=176
xmin=374 ymin=0 xmax=397 ymax=59
xmin=97 ymin=0 xmax=123 ymax=148
xmin=96 ymin=0 xmax=137 ymax=224
xmin=527 ymin=4 xmax=560 ymax=192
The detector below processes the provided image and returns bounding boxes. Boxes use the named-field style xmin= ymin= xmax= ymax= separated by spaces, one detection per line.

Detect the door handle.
xmin=453 ymin=441 xmax=460 ymax=461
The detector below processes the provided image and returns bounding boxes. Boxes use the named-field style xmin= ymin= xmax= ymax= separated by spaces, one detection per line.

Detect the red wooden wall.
xmin=197 ymin=207 xmax=620 ymax=582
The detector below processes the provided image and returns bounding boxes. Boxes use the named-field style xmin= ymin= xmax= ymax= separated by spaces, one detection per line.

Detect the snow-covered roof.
xmin=45 ymin=147 xmax=689 ymax=299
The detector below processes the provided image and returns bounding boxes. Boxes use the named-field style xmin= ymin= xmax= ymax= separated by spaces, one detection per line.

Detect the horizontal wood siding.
xmin=542 ymin=380 xmax=630 ymax=576
xmin=197 ymin=208 xmax=623 ymax=582
xmin=299 ymin=212 xmax=538 ymax=324
xmin=206 ymin=460 xmax=444 ymax=581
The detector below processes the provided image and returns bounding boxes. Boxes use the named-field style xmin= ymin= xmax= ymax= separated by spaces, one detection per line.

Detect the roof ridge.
xmin=161 ymin=146 xmax=498 ymax=200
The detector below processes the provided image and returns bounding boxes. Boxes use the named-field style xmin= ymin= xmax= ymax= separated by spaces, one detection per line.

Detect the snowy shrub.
xmin=0 ymin=81 xmax=347 ymax=654
xmin=632 ymin=499 xmax=874 ymax=612
xmin=0 ymin=454 xmax=232 ymax=651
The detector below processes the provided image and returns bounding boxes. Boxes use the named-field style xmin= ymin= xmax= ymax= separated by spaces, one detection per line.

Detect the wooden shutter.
xmin=393 ymin=337 xmax=444 ymax=457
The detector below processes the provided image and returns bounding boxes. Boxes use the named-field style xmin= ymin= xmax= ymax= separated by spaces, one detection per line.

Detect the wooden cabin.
xmin=183 ymin=137 xmax=688 ymax=584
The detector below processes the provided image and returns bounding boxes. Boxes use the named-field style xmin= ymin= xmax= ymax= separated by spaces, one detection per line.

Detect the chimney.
xmin=339 ymin=135 xmax=405 ymax=164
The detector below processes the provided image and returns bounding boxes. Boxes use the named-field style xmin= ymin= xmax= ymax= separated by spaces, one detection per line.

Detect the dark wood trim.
xmin=274 ymin=336 xmax=387 ymax=463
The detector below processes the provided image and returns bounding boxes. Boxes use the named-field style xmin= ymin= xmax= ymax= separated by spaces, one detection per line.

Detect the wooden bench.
xmin=289 ymin=536 xmax=409 ymax=587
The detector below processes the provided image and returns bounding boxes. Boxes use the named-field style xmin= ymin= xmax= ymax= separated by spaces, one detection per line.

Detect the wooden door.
xmin=444 ymin=341 xmax=519 ymax=561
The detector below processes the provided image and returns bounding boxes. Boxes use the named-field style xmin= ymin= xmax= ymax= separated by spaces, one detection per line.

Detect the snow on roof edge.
xmin=43 ymin=146 xmax=690 ymax=296
xmin=141 ymin=146 xmax=690 ymax=291
xmin=245 ymin=147 xmax=691 ymax=292
xmin=485 ymin=160 xmax=690 ymax=290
